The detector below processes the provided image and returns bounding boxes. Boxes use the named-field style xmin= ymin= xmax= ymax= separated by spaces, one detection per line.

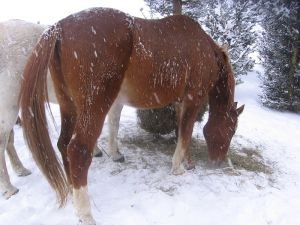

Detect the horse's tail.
xmin=19 ymin=24 xmax=69 ymax=207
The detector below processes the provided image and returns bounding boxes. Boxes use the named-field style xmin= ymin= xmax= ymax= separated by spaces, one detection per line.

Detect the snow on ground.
xmin=1 ymin=62 xmax=300 ymax=225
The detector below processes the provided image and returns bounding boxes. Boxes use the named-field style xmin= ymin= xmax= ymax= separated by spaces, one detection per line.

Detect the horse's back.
xmin=0 ymin=20 xmax=45 ymax=79
xmin=0 ymin=19 xmax=45 ymax=58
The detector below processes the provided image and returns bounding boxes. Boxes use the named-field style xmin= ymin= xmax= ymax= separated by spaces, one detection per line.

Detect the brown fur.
xmin=19 ymin=26 xmax=68 ymax=206
xmin=19 ymin=8 xmax=243 ymax=210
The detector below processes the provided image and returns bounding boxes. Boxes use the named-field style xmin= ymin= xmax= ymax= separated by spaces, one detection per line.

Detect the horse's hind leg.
xmin=49 ymin=58 xmax=75 ymax=188
xmin=57 ymin=106 xmax=76 ymax=187
xmin=0 ymin=130 xmax=18 ymax=198
xmin=108 ymin=101 xmax=124 ymax=162
xmin=6 ymin=129 xmax=31 ymax=176
xmin=57 ymin=98 xmax=106 ymax=188
xmin=171 ymin=98 xmax=205 ymax=174
xmin=68 ymin=107 xmax=110 ymax=225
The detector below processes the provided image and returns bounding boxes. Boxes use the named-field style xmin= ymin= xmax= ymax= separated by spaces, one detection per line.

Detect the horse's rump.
xmin=54 ymin=8 xmax=133 ymax=111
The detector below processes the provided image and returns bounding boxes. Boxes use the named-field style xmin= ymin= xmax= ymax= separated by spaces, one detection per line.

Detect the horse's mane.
xmin=208 ymin=44 xmax=235 ymax=111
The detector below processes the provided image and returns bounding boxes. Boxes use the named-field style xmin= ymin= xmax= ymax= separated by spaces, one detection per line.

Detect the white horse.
xmin=0 ymin=19 xmax=46 ymax=198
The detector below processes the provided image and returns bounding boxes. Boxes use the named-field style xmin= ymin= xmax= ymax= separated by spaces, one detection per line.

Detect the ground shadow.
xmin=112 ymin=129 xmax=274 ymax=175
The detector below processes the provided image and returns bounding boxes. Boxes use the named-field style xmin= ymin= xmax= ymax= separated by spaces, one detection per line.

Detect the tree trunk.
xmin=288 ymin=45 xmax=298 ymax=110
xmin=173 ymin=0 xmax=182 ymax=15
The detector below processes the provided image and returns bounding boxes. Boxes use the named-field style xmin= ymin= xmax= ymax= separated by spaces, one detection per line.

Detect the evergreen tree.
xmin=259 ymin=0 xmax=300 ymax=112
xmin=144 ymin=0 xmax=259 ymax=82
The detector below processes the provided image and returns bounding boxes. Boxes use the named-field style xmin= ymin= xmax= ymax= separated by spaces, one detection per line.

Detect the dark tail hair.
xmin=19 ymin=24 xmax=68 ymax=207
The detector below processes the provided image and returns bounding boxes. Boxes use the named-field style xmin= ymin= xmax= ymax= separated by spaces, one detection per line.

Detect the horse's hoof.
xmin=2 ymin=186 xmax=19 ymax=199
xmin=16 ymin=168 xmax=31 ymax=177
xmin=112 ymin=154 xmax=125 ymax=163
xmin=183 ymin=158 xmax=195 ymax=170
xmin=93 ymin=146 xmax=103 ymax=157
xmin=93 ymin=150 xmax=103 ymax=158
xmin=78 ymin=216 xmax=96 ymax=225
xmin=171 ymin=164 xmax=185 ymax=175
xmin=184 ymin=161 xmax=195 ymax=170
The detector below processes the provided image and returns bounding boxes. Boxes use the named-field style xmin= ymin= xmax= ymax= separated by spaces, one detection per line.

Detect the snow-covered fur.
xmin=0 ymin=19 xmax=46 ymax=198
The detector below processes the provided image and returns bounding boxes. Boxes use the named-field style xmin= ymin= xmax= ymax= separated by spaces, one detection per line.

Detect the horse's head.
xmin=203 ymin=102 xmax=244 ymax=162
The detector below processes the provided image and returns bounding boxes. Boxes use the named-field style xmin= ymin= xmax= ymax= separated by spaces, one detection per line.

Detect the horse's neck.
xmin=208 ymin=70 xmax=234 ymax=116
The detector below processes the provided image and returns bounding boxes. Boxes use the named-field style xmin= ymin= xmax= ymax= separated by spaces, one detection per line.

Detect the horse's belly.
xmin=118 ymin=50 xmax=189 ymax=108
xmin=116 ymin=77 xmax=183 ymax=109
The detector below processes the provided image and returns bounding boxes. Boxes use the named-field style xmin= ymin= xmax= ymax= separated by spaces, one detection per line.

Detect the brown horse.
xmin=19 ymin=8 xmax=244 ymax=225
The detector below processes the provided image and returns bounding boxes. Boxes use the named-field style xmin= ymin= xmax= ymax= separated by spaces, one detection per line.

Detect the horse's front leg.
xmin=171 ymin=99 xmax=203 ymax=175
xmin=108 ymin=102 xmax=124 ymax=162
xmin=6 ymin=129 xmax=31 ymax=176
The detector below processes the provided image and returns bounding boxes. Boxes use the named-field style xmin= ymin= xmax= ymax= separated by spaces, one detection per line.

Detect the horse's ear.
xmin=234 ymin=102 xmax=238 ymax=109
xmin=236 ymin=104 xmax=245 ymax=116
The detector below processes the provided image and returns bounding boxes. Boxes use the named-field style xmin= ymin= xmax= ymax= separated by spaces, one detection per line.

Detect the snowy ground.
xmin=1 ymin=63 xmax=300 ymax=225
